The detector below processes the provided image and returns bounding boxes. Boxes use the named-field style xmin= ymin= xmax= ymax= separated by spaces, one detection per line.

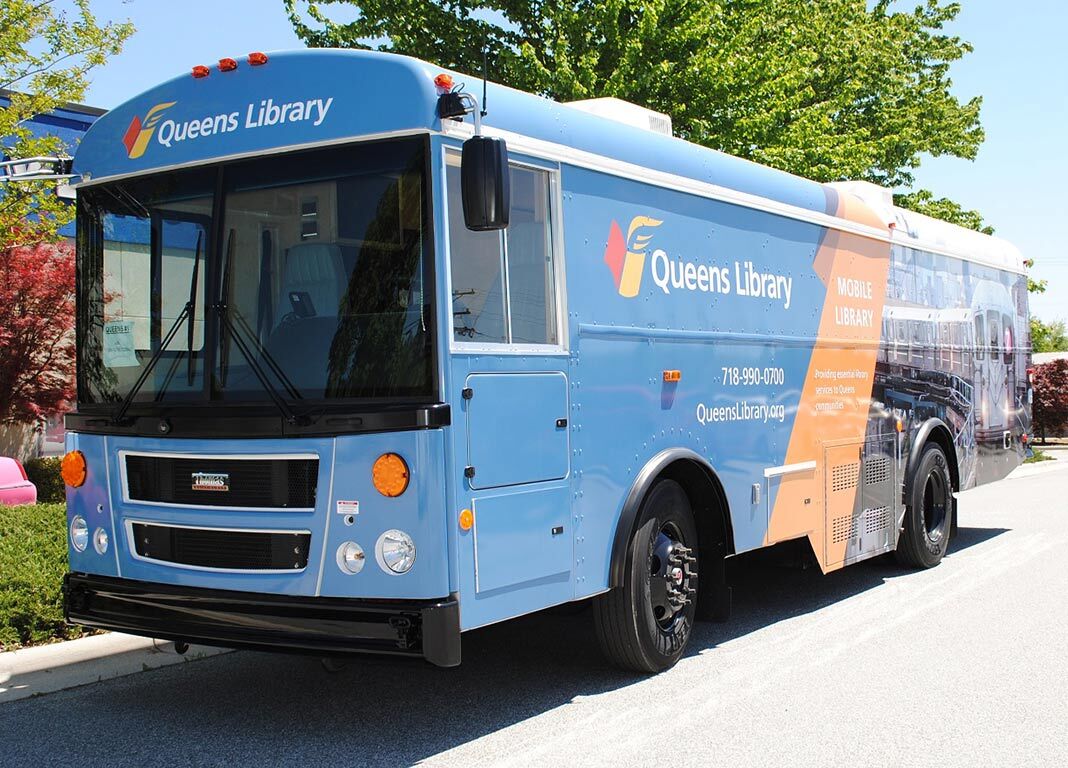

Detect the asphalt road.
xmin=3 ymin=459 xmax=1066 ymax=768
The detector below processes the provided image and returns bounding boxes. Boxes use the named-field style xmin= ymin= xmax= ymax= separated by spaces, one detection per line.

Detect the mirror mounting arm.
xmin=438 ymin=90 xmax=484 ymax=136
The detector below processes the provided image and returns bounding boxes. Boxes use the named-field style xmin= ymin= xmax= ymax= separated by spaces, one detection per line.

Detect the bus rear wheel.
xmin=896 ymin=443 xmax=955 ymax=569
xmin=593 ymin=479 xmax=699 ymax=673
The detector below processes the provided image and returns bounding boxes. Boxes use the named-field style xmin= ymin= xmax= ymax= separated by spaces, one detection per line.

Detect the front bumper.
xmin=64 ymin=573 xmax=461 ymax=667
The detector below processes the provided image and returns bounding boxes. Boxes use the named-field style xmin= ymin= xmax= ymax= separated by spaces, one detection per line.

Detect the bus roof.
xmin=73 ymin=48 xmax=1025 ymax=274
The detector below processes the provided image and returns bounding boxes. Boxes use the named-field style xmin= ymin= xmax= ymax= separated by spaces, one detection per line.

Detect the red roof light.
xmin=218 ymin=57 xmax=238 ymax=72
xmin=248 ymin=51 xmax=268 ymax=66
xmin=192 ymin=65 xmax=210 ymax=79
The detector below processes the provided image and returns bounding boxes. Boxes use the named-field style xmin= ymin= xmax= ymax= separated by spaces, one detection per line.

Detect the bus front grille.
xmin=125 ymin=454 xmax=318 ymax=509
xmin=130 ymin=522 xmax=311 ymax=571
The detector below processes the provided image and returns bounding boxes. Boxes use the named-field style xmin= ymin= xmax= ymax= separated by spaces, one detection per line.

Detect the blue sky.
xmin=76 ymin=0 xmax=1066 ymax=321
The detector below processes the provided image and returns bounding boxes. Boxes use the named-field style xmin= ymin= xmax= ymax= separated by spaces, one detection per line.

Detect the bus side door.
xmin=445 ymin=152 xmax=573 ymax=628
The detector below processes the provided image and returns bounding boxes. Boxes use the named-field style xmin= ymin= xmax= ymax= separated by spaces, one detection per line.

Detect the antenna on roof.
xmin=481 ymin=45 xmax=488 ymax=118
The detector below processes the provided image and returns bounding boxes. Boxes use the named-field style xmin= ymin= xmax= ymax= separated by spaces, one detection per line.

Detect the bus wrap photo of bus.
xmin=60 ymin=49 xmax=1031 ymax=673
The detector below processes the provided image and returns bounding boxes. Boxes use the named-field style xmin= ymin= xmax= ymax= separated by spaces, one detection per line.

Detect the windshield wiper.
xmin=187 ymin=230 xmax=202 ymax=385
xmin=111 ymin=295 xmax=197 ymax=425
xmin=215 ymin=228 xmax=307 ymax=425
xmin=152 ymin=229 xmax=204 ymax=401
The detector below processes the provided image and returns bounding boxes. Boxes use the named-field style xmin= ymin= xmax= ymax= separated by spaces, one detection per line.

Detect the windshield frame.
xmin=73 ymin=134 xmax=441 ymax=425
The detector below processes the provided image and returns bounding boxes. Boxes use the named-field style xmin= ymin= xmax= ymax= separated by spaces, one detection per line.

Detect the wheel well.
xmin=609 ymin=452 xmax=735 ymax=588
xmin=660 ymin=459 xmax=735 ymax=565
xmin=911 ymin=421 xmax=960 ymax=493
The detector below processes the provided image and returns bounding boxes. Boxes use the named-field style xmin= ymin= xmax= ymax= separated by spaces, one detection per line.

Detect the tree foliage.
xmin=0 ymin=241 xmax=76 ymax=422
xmin=1031 ymin=317 xmax=1068 ymax=355
xmin=893 ymin=189 xmax=993 ymax=235
xmin=0 ymin=0 xmax=133 ymax=248
xmin=284 ymin=0 xmax=983 ymax=188
xmin=1031 ymin=360 xmax=1068 ymax=442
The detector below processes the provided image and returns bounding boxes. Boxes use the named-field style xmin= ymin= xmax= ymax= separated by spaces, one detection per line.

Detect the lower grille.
xmin=131 ymin=522 xmax=311 ymax=571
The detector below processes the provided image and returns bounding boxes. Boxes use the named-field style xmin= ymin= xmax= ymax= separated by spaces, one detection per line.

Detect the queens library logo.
xmin=121 ymin=102 xmax=176 ymax=159
xmin=603 ymin=216 xmax=662 ymax=297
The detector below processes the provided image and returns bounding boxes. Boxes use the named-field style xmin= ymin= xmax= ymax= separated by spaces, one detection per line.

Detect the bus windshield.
xmin=76 ymin=137 xmax=435 ymax=410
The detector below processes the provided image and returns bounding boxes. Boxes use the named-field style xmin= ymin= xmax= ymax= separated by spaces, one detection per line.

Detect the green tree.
xmin=893 ymin=189 xmax=993 ymax=235
xmin=284 ymin=0 xmax=983 ymax=189
xmin=0 ymin=0 xmax=133 ymax=248
xmin=1031 ymin=317 xmax=1068 ymax=354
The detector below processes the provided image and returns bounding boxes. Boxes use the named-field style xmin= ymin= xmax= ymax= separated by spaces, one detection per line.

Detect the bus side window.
xmin=446 ymin=159 xmax=508 ymax=343
xmin=974 ymin=314 xmax=985 ymax=360
xmin=506 ymin=165 xmax=557 ymax=345
xmin=988 ymin=311 xmax=1000 ymax=358
xmin=446 ymin=153 xmax=558 ymax=346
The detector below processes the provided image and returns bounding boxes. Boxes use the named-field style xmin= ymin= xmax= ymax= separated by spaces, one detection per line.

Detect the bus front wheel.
xmin=593 ymin=479 xmax=699 ymax=673
xmin=896 ymin=443 xmax=955 ymax=569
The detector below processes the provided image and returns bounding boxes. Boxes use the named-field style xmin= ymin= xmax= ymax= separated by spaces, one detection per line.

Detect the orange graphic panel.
xmin=766 ymin=191 xmax=892 ymax=571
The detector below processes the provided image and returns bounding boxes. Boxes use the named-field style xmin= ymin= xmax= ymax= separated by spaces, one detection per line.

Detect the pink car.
xmin=0 ymin=457 xmax=37 ymax=505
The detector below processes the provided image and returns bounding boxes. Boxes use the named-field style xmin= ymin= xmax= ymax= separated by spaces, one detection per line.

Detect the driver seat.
xmin=279 ymin=242 xmax=347 ymax=319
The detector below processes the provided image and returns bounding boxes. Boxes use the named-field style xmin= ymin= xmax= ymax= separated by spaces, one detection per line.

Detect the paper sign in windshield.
xmin=103 ymin=320 xmax=140 ymax=368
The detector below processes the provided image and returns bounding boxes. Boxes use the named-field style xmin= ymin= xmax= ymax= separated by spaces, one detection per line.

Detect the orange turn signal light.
xmin=459 ymin=509 xmax=474 ymax=531
xmin=372 ymin=453 xmax=410 ymax=497
xmin=61 ymin=450 xmax=87 ymax=488
xmin=434 ymin=73 xmax=454 ymax=90
xmin=663 ymin=370 xmax=681 ymax=382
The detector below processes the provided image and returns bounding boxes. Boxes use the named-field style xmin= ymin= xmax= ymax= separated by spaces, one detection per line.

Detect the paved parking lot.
xmin=2 ymin=459 xmax=1066 ymax=768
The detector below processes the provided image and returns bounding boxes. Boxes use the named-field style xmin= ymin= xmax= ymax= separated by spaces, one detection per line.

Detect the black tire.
xmin=896 ymin=444 xmax=955 ymax=569
xmin=593 ymin=479 xmax=699 ymax=673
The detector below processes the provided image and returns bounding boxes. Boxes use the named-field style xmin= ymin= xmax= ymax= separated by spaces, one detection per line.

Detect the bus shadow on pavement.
xmin=1 ymin=527 xmax=1008 ymax=768
xmin=699 ymin=524 xmax=1010 ymax=647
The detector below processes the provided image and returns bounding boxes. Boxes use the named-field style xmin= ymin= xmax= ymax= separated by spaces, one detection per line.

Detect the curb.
xmin=1007 ymin=457 xmax=1064 ymax=480
xmin=0 ymin=633 xmax=231 ymax=703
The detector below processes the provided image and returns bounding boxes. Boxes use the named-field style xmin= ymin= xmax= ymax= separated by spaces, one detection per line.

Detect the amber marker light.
xmin=191 ymin=64 xmax=210 ymax=78
xmin=247 ymin=51 xmax=269 ymax=66
xmin=372 ymin=453 xmax=410 ymax=497
xmin=663 ymin=370 xmax=682 ymax=382
xmin=459 ymin=509 xmax=474 ymax=531
xmin=61 ymin=450 xmax=87 ymax=488
xmin=434 ymin=73 xmax=454 ymax=90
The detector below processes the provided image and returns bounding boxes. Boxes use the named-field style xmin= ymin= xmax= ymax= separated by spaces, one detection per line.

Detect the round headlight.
xmin=376 ymin=529 xmax=416 ymax=574
xmin=336 ymin=541 xmax=366 ymax=575
xmin=93 ymin=527 xmax=109 ymax=555
xmin=70 ymin=516 xmax=88 ymax=552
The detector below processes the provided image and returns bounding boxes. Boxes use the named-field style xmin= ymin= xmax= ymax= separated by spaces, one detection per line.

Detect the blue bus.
xmin=61 ymin=50 xmax=1031 ymax=672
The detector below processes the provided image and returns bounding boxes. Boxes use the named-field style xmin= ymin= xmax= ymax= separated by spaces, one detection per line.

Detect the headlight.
xmin=93 ymin=527 xmax=109 ymax=555
xmin=70 ymin=516 xmax=88 ymax=552
xmin=376 ymin=529 xmax=416 ymax=574
xmin=336 ymin=541 xmax=366 ymax=574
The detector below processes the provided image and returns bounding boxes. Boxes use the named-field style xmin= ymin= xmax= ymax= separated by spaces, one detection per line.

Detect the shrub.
xmin=23 ymin=456 xmax=65 ymax=503
xmin=1032 ymin=360 xmax=1068 ymax=443
xmin=0 ymin=502 xmax=85 ymax=650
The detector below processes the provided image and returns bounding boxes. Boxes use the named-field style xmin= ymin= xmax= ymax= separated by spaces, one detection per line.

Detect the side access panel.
xmin=824 ymin=437 xmax=897 ymax=568
xmin=472 ymin=486 xmax=572 ymax=594
xmin=465 ymin=372 xmax=569 ymax=489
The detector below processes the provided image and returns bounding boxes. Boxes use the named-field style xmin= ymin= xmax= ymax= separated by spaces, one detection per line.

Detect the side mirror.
xmin=461 ymin=135 xmax=510 ymax=231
